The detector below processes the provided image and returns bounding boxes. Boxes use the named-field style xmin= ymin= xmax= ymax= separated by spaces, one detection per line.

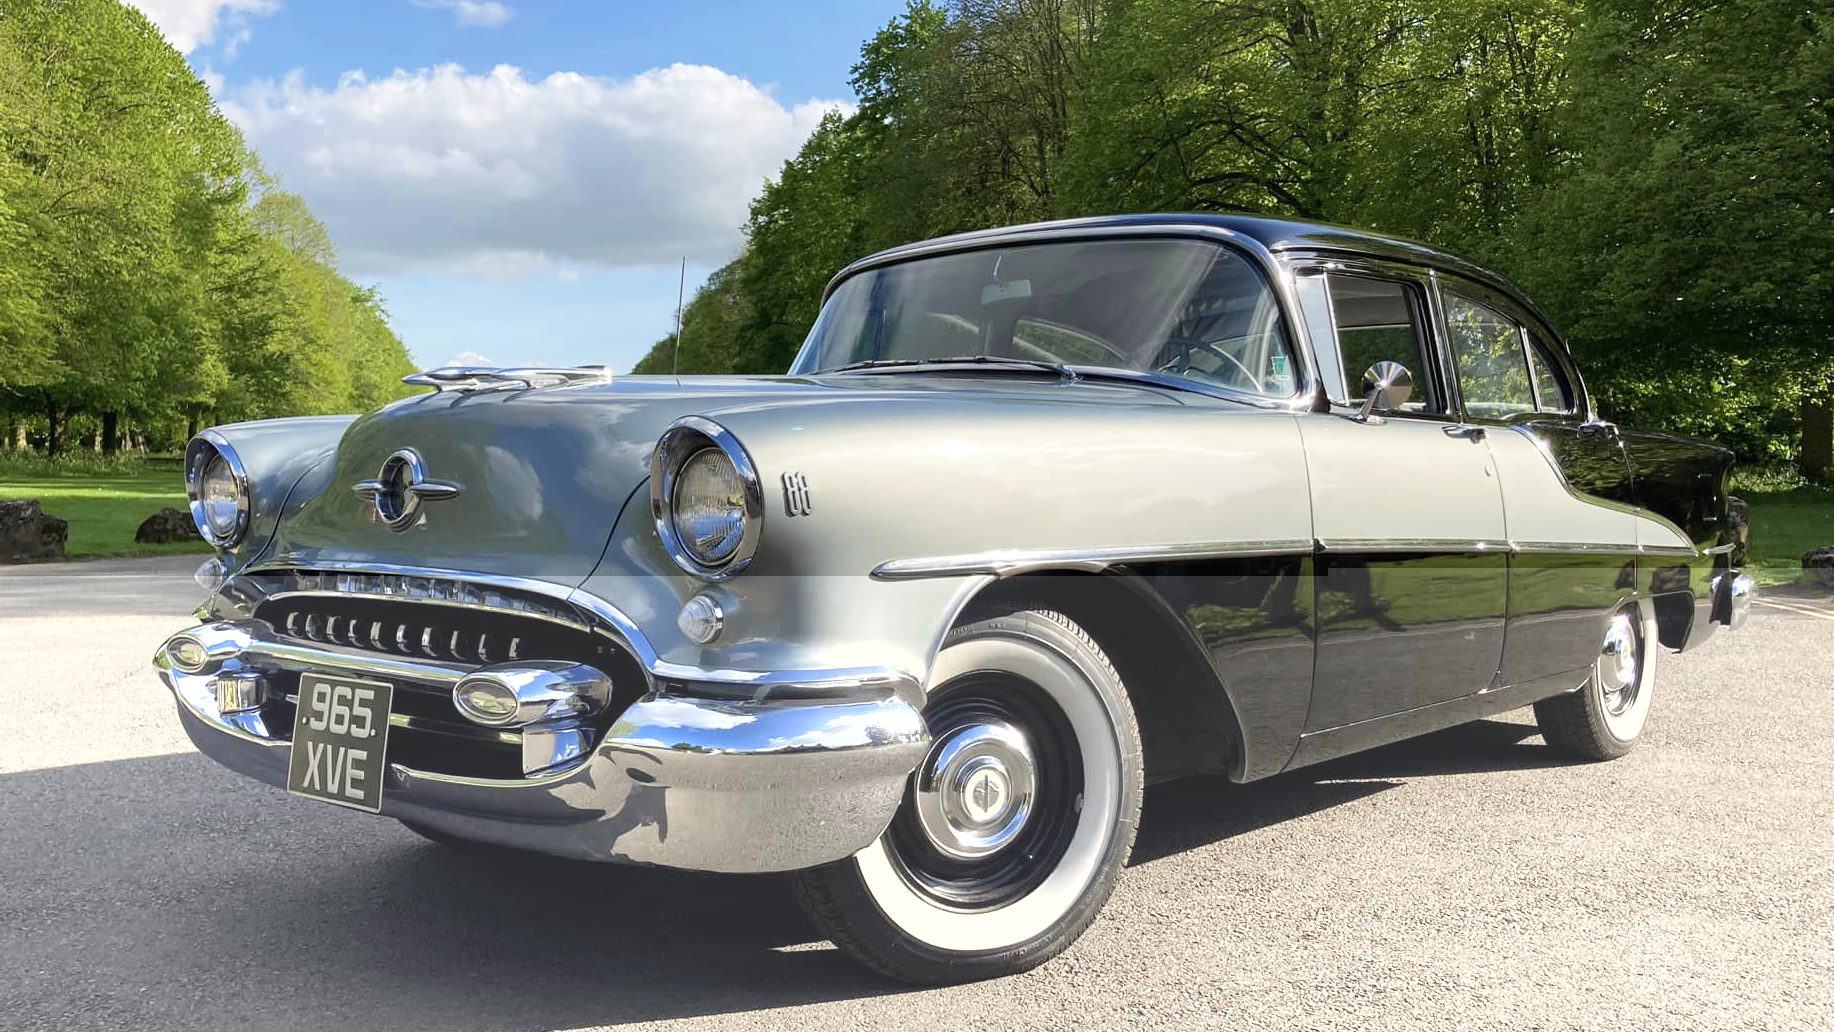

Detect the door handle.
xmin=1443 ymin=424 xmax=1486 ymax=441
xmin=1578 ymin=420 xmax=1620 ymax=440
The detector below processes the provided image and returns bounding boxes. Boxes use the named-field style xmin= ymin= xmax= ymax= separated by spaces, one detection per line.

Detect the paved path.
xmin=2 ymin=559 xmax=1830 ymax=1031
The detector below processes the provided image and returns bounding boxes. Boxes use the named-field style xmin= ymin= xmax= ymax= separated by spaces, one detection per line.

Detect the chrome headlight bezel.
xmin=651 ymin=416 xmax=763 ymax=580
xmin=184 ymin=431 xmax=250 ymax=549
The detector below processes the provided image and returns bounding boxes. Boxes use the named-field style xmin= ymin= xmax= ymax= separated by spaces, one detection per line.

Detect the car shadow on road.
xmin=1130 ymin=717 xmax=1574 ymax=866
xmin=5 ymin=717 xmax=1573 ymax=1029
xmin=3 ymin=753 xmax=899 ymax=1032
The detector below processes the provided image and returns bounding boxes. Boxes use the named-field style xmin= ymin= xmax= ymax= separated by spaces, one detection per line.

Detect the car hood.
xmin=264 ymin=373 xmax=1197 ymax=585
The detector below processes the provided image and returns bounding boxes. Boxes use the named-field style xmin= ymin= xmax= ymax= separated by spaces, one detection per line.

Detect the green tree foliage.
xmin=0 ymin=0 xmax=417 ymax=454
xmin=639 ymin=0 xmax=1832 ymax=470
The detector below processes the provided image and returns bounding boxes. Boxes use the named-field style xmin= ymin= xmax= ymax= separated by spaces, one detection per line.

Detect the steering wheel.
xmin=1155 ymin=336 xmax=1264 ymax=392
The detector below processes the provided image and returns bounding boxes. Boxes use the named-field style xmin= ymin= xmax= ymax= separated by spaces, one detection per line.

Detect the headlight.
xmin=674 ymin=448 xmax=746 ymax=564
xmin=184 ymin=433 xmax=249 ymax=548
xmin=651 ymin=417 xmax=762 ymax=579
xmin=199 ymin=456 xmax=241 ymax=536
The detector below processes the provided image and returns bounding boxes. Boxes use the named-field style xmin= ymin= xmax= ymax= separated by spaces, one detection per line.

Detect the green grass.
xmin=0 ymin=465 xmax=211 ymax=560
xmin=1739 ymin=485 xmax=1834 ymax=588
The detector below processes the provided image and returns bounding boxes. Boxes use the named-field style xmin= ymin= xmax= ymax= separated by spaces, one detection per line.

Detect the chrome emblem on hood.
xmin=351 ymin=449 xmax=462 ymax=531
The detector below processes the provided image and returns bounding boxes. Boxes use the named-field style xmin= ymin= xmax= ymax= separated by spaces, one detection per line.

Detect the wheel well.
xmin=956 ymin=572 xmax=1242 ymax=784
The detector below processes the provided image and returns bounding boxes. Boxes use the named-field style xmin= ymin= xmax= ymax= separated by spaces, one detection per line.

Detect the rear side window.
xmin=1525 ymin=331 xmax=1576 ymax=414
xmin=1444 ymin=292 xmax=1535 ymax=419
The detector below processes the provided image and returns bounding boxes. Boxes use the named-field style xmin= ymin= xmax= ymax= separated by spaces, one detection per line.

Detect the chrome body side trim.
xmin=1508 ymin=540 xmax=1645 ymax=555
xmin=1315 ymin=537 xmax=1514 ymax=554
xmin=871 ymin=539 xmax=1315 ymax=581
xmin=156 ymin=623 xmax=930 ymax=873
xmin=870 ymin=534 xmax=1712 ymax=580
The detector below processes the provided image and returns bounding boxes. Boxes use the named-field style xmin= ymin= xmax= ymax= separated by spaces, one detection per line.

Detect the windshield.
xmin=789 ymin=238 xmax=1300 ymax=398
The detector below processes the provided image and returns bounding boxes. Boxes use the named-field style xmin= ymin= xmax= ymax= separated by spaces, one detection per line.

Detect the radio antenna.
xmin=672 ymin=257 xmax=687 ymax=377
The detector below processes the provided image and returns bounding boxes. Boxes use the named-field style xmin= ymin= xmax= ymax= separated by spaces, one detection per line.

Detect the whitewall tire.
xmin=793 ymin=607 xmax=1143 ymax=984
xmin=1534 ymin=601 xmax=1658 ymax=760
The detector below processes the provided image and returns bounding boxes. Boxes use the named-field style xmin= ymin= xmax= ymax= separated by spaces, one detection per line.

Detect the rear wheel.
xmin=1534 ymin=602 xmax=1657 ymax=760
xmin=793 ymin=607 xmax=1143 ymax=984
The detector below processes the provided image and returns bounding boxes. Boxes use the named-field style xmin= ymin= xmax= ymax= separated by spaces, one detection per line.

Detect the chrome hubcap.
xmin=1598 ymin=612 xmax=1640 ymax=716
xmin=913 ymin=721 xmax=1036 ymax=860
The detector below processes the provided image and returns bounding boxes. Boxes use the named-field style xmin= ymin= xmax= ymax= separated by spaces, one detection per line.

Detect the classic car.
xmin=157 ymin=214 xmax=1755 ymax=984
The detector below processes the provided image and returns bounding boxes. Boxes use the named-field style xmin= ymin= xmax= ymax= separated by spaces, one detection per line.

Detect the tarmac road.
xmin=2 ymin=556 xmax=1830 ymax=1031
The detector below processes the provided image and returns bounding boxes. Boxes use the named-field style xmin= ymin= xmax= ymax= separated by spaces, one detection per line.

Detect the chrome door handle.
xmin=1443 ymin=424 xmax=1486 ymax=441
xmin=1578 ymin=420 xmax=1620 ymax=440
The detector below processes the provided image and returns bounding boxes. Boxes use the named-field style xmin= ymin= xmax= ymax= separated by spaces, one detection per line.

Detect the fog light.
xmin=213 ymin=671 xmax=269 ymax=713
xmin=677 ymin=593 xmax=725 ymax=645
xmin=452 ymin=662 xmax=612 ymax=728
xmin=167 ymin=635 xmax=210 ymax=674
xmin=455 ymin=677 xmax=521 ymax=726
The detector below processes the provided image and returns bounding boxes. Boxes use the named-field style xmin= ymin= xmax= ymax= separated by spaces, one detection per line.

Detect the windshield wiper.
xmin=827 ymin=355 xmax=1081 ymax=382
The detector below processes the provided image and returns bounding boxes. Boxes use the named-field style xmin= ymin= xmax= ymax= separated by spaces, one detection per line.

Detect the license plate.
xmin=287 ymin=674 xmax=394 ymax=813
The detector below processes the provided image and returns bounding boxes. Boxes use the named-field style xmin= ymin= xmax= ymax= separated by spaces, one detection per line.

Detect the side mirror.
xmin=1357 ymin=361 xmax=1413 ymax=422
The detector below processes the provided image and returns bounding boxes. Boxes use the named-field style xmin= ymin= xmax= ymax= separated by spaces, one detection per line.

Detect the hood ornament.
xmin=351 ymin=449 xmax=462 ymax=531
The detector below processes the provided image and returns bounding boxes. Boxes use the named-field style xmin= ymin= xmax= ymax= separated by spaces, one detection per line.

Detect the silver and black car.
xmin=157 ymin=214 xmax=1755 ymax=983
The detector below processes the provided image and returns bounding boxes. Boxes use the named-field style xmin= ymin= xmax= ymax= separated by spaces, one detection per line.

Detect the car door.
xmin=1290 ymin=262 xmax=1510 ymax=732
xmin=1434 ymin=281 xmax=1640 ymax=686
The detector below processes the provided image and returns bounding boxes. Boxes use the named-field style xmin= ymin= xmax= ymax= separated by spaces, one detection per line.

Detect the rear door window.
xmin=1444 ymin=292 xmax=1535 ymax=419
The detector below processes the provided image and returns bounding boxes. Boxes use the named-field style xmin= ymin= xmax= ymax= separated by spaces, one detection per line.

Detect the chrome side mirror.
xmin=1357 ymin=361 xmax=1413 ymax=422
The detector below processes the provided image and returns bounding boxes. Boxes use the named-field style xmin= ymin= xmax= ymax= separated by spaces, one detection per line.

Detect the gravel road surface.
xmin=2 ymin=557 xmax=1830 ymax=1031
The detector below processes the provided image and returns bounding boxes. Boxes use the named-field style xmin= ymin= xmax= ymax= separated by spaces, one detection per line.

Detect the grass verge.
xmin=1 ymin=465 xmax=211 ymax=560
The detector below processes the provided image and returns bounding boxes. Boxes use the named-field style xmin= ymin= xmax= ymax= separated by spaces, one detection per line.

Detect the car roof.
xmin=828 ymin=213 xmax=1538 ymax=320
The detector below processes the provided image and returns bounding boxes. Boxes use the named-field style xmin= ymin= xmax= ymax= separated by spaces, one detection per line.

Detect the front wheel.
xmin=1534 ymin=602 xmax=1658 ymax=760
xmin=793 ymin=607 xmax=1143 ymax=984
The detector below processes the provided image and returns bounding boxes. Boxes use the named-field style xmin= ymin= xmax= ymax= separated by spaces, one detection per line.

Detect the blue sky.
xmin=129 ymin=0 xmax=908 ymax=372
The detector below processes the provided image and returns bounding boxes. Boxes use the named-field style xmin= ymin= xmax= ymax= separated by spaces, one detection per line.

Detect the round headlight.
xmin=651 ymin=417 xmax=762 ymax=579
xmin=673 ymin=449 xmax=745 ymax=564
xmin=199 ymin=455 xmax=242 ymax=536
xmin=184 ymin=433 xmax=249 ymax=548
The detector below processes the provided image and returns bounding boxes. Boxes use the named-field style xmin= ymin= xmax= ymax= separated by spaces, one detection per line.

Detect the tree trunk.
xmin=187 ymin=413 xmax=198 ymax=440
xmin=11 ymin=422 xmax=24 ymax=451
xmin=1803 ymin=392 xmax=1833 ymax=481
xmin=102 ymin=410 xmax=119 ymax=455
xmin=1 ymin=414 xmax=12 ymax=452
xmin=44 ymin=401 xmax=61 ymax=456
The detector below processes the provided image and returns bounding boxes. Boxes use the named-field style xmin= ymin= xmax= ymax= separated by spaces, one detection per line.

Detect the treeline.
xmin=635 ymin=0 xmax=1834 ymax=471
xmin=0 ymin=0 xmax=417 ymax=456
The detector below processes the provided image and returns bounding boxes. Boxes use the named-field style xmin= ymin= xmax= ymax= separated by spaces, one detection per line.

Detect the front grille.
xmin=248 ymin=573 xmax=648 ymax=779
xmin=259 ymin=594 xmax=592 ymax=667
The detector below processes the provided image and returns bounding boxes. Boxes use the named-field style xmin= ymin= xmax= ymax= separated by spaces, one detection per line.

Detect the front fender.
xmin=191 ymin=416 xmax=358 ymax=571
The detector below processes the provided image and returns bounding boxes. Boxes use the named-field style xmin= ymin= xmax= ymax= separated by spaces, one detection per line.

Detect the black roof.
xmin=831 ymin=213 xmax=1533 ymax=316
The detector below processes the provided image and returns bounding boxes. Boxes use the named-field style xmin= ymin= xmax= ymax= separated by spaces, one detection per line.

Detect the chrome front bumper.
xmin=156 ymin=620 xmax=930 ymax=873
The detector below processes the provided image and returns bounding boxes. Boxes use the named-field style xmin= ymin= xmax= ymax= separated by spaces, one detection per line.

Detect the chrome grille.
xmin=279 ymin=607 xmax=532 ymax=665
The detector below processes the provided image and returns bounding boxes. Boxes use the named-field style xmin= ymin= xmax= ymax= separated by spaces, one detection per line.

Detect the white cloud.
xmin=556 ymin=269 xmax=581 ymax=283
xmin=127 ymin=0 xmax=280 ymax=55
xmin=412 ymin=0 xmax=515 ymax=28
xmin=441 ymin=350 xmax=497 ymax=368
xmin=221 ymin=63 xmax=849 ymax=276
